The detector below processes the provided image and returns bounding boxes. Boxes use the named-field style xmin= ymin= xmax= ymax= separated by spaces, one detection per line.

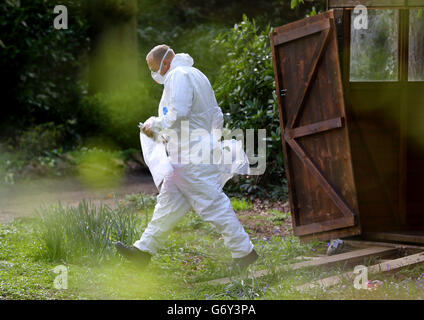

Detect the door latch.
xmin=281 ymin=89 xmax=287 ymax=97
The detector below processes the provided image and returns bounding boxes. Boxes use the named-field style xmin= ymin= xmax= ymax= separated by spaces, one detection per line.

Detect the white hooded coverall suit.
xmin=133 ymin=53 xmax=254 ymax=258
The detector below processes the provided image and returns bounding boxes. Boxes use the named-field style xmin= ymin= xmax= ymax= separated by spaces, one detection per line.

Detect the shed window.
xmin=350 ymin=10 xmax=399 ymax=82
xmin=409 ymin=9 xmax=424 ymax=81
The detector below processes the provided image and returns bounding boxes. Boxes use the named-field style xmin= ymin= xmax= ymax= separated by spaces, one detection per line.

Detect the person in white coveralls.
xmin=114 ymin=44 xmax=258 ymax=270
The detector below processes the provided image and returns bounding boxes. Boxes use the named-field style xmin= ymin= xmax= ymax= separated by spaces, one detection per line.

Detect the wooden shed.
xmin=270 ymin=0 xmax=424 ymax=243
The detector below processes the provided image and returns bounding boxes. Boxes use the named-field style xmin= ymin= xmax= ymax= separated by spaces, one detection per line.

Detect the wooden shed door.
xmin=270 ymin=10 xmax=360 ymax=241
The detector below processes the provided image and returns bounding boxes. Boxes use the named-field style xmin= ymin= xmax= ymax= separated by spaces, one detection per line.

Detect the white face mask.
xmin=151 ymin=48 xmax=170 ymax=85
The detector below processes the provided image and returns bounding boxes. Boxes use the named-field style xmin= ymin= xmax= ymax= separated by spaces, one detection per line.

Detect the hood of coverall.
xmin=164 ymin=53 xmax=194 ymax=83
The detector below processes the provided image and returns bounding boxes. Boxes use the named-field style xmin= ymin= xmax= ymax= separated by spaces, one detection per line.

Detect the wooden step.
xmin=201 ymin=246 xmax=397 ymax=286
xmin=297 ymin=251 xmax=424 ymax=291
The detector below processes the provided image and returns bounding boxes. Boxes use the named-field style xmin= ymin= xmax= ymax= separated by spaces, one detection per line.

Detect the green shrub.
xmin=0 ymin=0 xmax=89 ymax=142
xmin=69 ymin=147 xmax=126 ymax=188
xmin=171 ymin=24 xmax=227 ymax=84
xmin=80 ymin=81 xmax=157 ymax=148
xmin=0 ymin=126 xmax=68 ymax=184
xmin=230 ymin=198 xmax=253 ymax=211
xmin=16 ymin=122 xmax=65 ymax=159
xmin=213 ymin=15 xmax=286 ymax=199
xmin=0 ymin=144 xmax=25 ymax=185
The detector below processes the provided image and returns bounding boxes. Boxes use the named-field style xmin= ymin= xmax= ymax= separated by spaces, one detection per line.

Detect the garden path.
xmin=0 ymin=171 xmax=156 ymax=224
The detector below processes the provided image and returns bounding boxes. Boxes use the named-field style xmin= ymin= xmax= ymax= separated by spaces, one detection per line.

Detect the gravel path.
xmin=0 ymin=171 xmax=157 ymax=224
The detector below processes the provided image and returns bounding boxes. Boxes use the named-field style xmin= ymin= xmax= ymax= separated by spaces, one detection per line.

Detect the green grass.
xmin=230 ymin=198 xmax=253 ymax=211
xmin=35 ymin=198 xmax=153 ymax=264
xmin=1 ymin=197 xmax=424 ymax=299
xmin=268 ymin=209 xmax=290 ymax=226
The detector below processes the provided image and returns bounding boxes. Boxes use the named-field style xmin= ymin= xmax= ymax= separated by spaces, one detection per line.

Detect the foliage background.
xmin=0 ymin=0 xmax=325 ymax=197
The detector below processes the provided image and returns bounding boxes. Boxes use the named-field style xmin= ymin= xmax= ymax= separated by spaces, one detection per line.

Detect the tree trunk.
xmin=87 ymin=0 xmax=138 ymax=94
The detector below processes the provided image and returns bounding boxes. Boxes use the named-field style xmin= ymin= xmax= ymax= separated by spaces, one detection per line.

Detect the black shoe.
xmin=231 ymin=249 xmax=259 ymax=272
xmin=114 ymin=241 xmax=151 ymax=268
